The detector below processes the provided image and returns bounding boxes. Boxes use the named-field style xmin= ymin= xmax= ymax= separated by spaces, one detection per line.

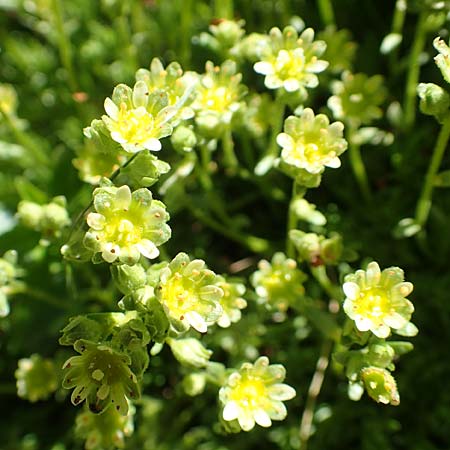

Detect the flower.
xmin=219 ymin=356 xmax=296 ymax=431
xmin=191 ymin=60 xmax=247 ymax=135
xmin=251 ymin=252 xmax=306 ymax=313
xmin=84 ymin=184 xmax=170 ymax=264
xmin=75 ymin=405 xmax=135 ymax=450
xmin=155 ymin=252 xmax=223 ymax=333
xmin=254 ymin=26 xmax=328 ymax=96
xmin=328 ymin=71 xmax=387 ymax=127
xmin=15 ymin=354 xmax=58 ymax=402
xmin=0 ymin=250 xmax=23 ymax=317
xmin=361 ymin=367 xmax=400 ymax=405
xmin=343 ymin=262 xmax=415 ymax=338
xmin=216 ymin=276 xmax=247 ymax=328
xmin=102 ymin=82 xmax=177 ymax=153
xmin=135 ymin=58 xmax=196 ymax=124
xmin=277 ymin=109 xmax=347 ymax=177
xmin=62 ymin=339 xmax=139 ymax=415
xmin=433 ymin=37 xmax=450 ymax=84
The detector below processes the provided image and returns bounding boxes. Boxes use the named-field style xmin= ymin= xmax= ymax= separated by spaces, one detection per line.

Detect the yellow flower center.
xmin=276 ymin=49 xmax=305 ymax=80
xmin=113 ymin=103 xmax=155 ymax=145
xmin=160 ymin=274 xmax=197 ymax=319
xmin=230 ymin=376 xmax=267 ymax=408
xmin=101 ymin=213 xmax=143 ymax=248
xmin=199 ymin=86 xmax=234 ymax=113
xmin=355 ymin=287 xmax=390 ymax=319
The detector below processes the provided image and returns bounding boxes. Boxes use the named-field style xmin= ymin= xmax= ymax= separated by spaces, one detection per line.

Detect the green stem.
xmin=311 ymin=266 xmax=342 ymax=300
xmin=0 ymin=108 xmax=49 ymax=167
xmin=214 ymin=0 xmax=233 ymax=18
xmin=179 ymin=0 xmax=193 ymax=65
xmin=117 ymin=2 xmax=138 ymax=70
xmin=299 ymin=340 xmax=332 ymax=450
xmin=347 ymin=126 xmax=372 ymax=202
xmin=286 ymin=182 xmax=306 ymax=258
xmin=51 ymin=0 xmax=77 ymax=92
xmin=403 ymin=11 xmax=427 ymax=130
xmin=317 ymin=0 xmax=335 ymax=27
xmin=198 ymin=144 xmax=213 ymax=190
xmin=388 ymin=0 xmax=407 ymax=72
xmin=187 ymin=203 xmax=270 ymax=253
xmin=222 ymin=127 xmax=238 ymax=171
xmin=415 ymin=114 xmax=450 ymax=227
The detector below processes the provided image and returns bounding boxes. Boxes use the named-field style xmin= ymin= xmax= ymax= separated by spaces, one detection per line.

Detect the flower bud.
xmin=361 ymin=367 xmax=400 ymax=405
xmin=167 ymin=338 xmax=212 ymax=368
xmin=170 ymin=125 xmax=197 ymax=153
xmin=417 ymin=83 xmax=450 ymax=121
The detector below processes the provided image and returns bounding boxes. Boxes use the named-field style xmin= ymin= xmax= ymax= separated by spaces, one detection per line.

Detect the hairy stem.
xmin=415 ymin=114 xmax=450 ymax=228
xmin=222 ymin=127 xmax=239 ymax=170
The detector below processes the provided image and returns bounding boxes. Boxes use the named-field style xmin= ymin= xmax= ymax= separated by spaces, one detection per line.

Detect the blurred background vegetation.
xmin=0 ymin=0 xmax=450 ymax=449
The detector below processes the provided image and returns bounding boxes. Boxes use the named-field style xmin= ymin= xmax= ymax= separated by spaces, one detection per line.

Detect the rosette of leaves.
xmin=343 ymin=262 xmax=416 ymax=338
xmin=83 ymin=182 xmax=170 ymax=264
xmin=251 ymin=252 xmax=306 ymax=313
xmin=15 ymin=354 xmax=59 ymax=402
xmin=253 ymin=25 xmax=328 ymax=97
xmin=75 ymin=405 xmax=135 ymax=450
xmin=102 ymin=81 xmax=178 ymax=153
xmin=219 ymin=356 xmax=296 ymax=431
xmin=276 ymin=108 xmax=347 ymax=187
xmin=135 ymin=58 xmax=196 ymax=125
xmin=191 ymin=60 xmax=247 ymax=137
xmin=155 ymin=252 xmax=223 ymax=334
xmin=62 ymin=339 xmax=139 ymax=415
xmin=328 ymin=71 xmax=387 ymax=127
xmin=216 ymin=275 xmax=247 ymax=328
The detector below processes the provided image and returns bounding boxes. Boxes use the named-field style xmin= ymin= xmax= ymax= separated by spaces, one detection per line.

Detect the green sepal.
xmin=143 ymin=297 xmax=170 ymax=343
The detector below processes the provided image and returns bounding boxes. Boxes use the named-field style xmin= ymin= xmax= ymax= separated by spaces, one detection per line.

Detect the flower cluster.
xmin=191 ymin=60 xmax=247 ymax=136
xmin=0 ymin=250 xmax=22 ymax=317
xmin=343 ymin=261 xmax=415 ymax=338
xmin=251 ymin=252 xmax=306 ymax=313
xmin=84 ymin=183 xmax=170 ymax=264
xmin=17 ymin=196 xmax=71 ymax=239
xmin=277 ymin=108 xmax=347 ymax=186
xmin=63 ymin=339 xmax=139 ymax=415
xmin=155 ymin=253 xmax=223 ymax=333
xmin=328 ymin=71 xmax=387 ymax=126
xmin=219 ymin=356 xmax=296 ymax=431
xmin=102 ymin=82 xmax=177 ymax=153
xmin=254 ymin=26 xmax=328 ymax=96
xmin=75 ymin=405 xmax=135 ymax=450
xmin=15 ymin=354 xmax=58 ymax=402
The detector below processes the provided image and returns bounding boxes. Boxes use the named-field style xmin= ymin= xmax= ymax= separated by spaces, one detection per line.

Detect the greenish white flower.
xmin=191 ymin=60 xmax=247 ymax=135
xmin=433 ymin=37 xmax=450 ymax=84
xmin=328 ymin=71 xmax=387 ymax=127
xmin=254 ymin=26 xmax=328 ymax=96
xmin=84 ymin=184 xmax=170 ymax=264
xmin=251 ymin=252 xmax=306 ymax=312
xmin=277 ymin=109 xmax=347 ymax=176
xmin=135 ymin=58 xmax=195 ymax=124
xmin=75 ymin=405 xmax=135 ymax=450
xmin=166 ymin=337 xmax=212 ymax=368
xmin=216 ymin=276 xmax=247 ymax=328
xmin=15 ymin=354 xmax=58 ymax=402
xmin=361 ymin=367 xmax=400 ymax=406
xmin=155 ymin=252 xmax=223 ymax=334
xmin=0 ymin=250 xmax=23 ymax=317
xmin=219 ymin=356 xmax=296 ymax=431
xmin=343 ymin=262 xmax=415 ymax=338
xmin=102 ymin=82 xmax=177 ymax=153
xmin=62 ymin=339 xmax=139 ymax=415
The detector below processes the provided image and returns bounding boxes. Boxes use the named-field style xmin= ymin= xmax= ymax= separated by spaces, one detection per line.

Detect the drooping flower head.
xmin=155 ymin=252 xmax=223 ymax=334
xmin=191 ymin=60 xmax=247 ymax=135
xmin=75 ymin=405 xmax=135 ymax=450
xmin=361 ymin=367 xmax=400 ymax=406
xmin=328 ymin=71 xmax=387 ymax=127
xmin=277 ymin=109 xmax=347 ymax=185
xmin=102 ymin=82 xmax=177 ymax=153
xmin=216 ymin=275 xmax=247 ymax=328
xmin=62 ymin=339 xmax=139 ymax=415
xmin=343 ymin=262 xmax=415 ymax=338
xmin=251 ymin=252 xmax=306 ymax=313
xmin=15 ymin=354 xmax=58 ymax=402
xmin=219 ymin=356 xmax=296 ymax=431
xmin=135 ymin=58 xmax=196 ymax=124
xmin=84 ymin=183 xmax=170 ymax=264
xmin=254 ymin=26 xmax=328 ymax=96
